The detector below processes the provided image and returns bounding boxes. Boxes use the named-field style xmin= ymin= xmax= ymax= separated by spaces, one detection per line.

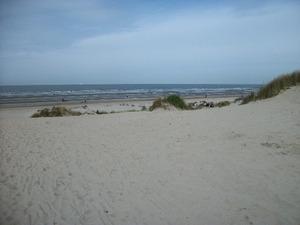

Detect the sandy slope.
xmin=0 ymin=87 xmax=299 ymax=225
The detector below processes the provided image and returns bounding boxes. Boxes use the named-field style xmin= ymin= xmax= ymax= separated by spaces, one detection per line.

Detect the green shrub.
xmin=163 ymin=95 xmax=188 ymax=110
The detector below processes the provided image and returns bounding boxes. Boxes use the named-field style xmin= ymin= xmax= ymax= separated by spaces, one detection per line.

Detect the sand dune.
xmin=0 ymin=87 xmax=299 ymax=225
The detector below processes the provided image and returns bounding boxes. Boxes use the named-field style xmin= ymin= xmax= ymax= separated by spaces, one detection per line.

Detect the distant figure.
xmin=205 ymin=95 xmax=207 ymax=98
xmin=234 ymin=95 xmax=244 ymax=102
xmin=62 ymin=99 xmax=65 ymax=102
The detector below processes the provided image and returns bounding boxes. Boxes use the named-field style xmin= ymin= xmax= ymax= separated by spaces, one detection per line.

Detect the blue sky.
xmin=0 ymin=0 xmax=299 ymax=85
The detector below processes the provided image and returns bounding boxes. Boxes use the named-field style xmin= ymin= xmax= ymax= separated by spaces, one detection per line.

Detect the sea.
xmin=0 ymin=84 xmax=261 ymax=104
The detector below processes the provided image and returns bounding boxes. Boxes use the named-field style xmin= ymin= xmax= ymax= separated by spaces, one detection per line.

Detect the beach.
xmin=0 ymin=86 xmax=299 ymax=224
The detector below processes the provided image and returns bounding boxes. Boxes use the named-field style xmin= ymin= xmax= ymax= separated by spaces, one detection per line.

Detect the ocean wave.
xmin=0 ymin=84 xmax=260 ymax=104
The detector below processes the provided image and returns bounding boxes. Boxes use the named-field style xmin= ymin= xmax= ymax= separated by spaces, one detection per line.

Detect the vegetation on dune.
xmin=241 ymin=92 xmax=255 ymax=105
xmin=31 ymin=106 xmax=82 ymax=118
xmin=242 ymin=70 xmax=300 ymax=104
xmin=256 ymin=71 xmax=300 ymax=100
xmin=187 ymin=102 xmax=203 ymax=110
xmin=149 ymin=95 xmax=189 ymax=111
xmin=149 ymin=94 xmax=231 ymax=111
xmin=149 ymin=97 xmax=164 ymax=111
xmin=163 ymin=95 xmax=188 ymax=110
xmin=215 ymin=101 xmax=231 ymax=108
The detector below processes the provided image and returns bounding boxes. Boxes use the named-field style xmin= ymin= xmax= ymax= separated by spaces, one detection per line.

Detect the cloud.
xmin=0 ymin=1 xmax=299 ymax=84
xmin=0 ymin=0 xmax=140 ymax=52
xmin=68 ymin=3 xmax=300 ymax=69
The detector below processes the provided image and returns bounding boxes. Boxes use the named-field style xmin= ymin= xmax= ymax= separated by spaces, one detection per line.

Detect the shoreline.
xmin=0 ymin=94 xmax=242 ymax=109
xmin=0 ymin=94 xmax=243 ymax=119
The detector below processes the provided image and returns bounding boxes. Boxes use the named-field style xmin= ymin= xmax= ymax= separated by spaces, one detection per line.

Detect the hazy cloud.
xmin=0 ymin=0 xmax=299 ymax=84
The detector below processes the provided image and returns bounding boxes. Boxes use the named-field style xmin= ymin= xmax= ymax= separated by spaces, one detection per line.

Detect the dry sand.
xmin=0 ymin=87 xmax=299 ymax=225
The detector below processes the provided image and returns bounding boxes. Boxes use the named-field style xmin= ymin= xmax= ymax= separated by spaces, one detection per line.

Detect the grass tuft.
xmin=31 ymin=106 xmax=82 ymax=118
xmin=241 ymin=92 xmax=255 ymax=105
xmin=242 ymin=70 xmax=300 ymax=104
xmin=149 ymin=97 xmax=163 ymax=111
xmin=256 ymin=71 xmax=300 ymax=100
xmin=96 ymin=110 xmax=108 ymax=114
xmin=215 ymin=101 xmax=231 ymax=108
xmin=149 ymin=95 xmax=193 ymax=111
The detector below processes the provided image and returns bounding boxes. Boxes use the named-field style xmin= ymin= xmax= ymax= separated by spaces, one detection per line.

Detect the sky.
xmin=0 ymin=0 xmax=299 ymax=85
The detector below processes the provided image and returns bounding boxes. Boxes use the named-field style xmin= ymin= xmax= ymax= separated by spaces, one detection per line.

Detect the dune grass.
xmin=149 ymin=97 xmax=163 ymax=111
xmin=31 ymin=106 xmax=82 ymax=118
xmin=215 ymin=101 xmax=231 ymax=108
xmin=242 ymin=70 xmax=300 ymax=104
xmin=150 ymin=94 xmax=233 ymax=111
xmin=241 ymin=92 xmax=255 ymax=105
xmin=149 ymin=95 xmax=189 ymax=111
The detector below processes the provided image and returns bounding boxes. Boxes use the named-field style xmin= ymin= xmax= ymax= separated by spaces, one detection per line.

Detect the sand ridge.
xmin=0 ymin=86 xmax=299 ymax=224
